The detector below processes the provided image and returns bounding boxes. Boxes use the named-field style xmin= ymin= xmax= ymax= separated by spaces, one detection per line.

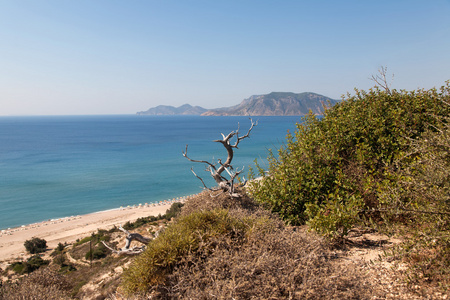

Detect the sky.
xmin=0 ymin=0 xmax=449 ymax=115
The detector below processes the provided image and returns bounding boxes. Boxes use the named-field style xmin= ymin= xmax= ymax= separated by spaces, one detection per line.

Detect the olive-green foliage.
xmin=122 ymin=202 xmax=184 ymax=230
xmin=11 ymin=262 xmax=25 ymax=274
xmin=250 ymin=83 xmax=450 ymax=238
xmin=164 ymin=202 xmax=184 ymax=220
xmin=85 ymin=243 xmax=108 ymax=260
xmin=378 ymin=114 xmax=450 ymax=290
xmin=123 ymin=215 xmax=159 ymax=230
xmin=73 ymin=236 xmax=92 ymax=247
xmin=82 ymin=230 xmax=111 ymax=260
xmin=121 ymin=209 xmax=274 ymax=296
xmin=24 ymin=237 xmax=47 ymax=254
xmin=25 ymin=255 xmax=50 ymax=273
xmin=10 ymin=255 xmax=49 ymax=275
xmin=56 ymin=242 xmax=65 ymax=252
xmin=74 ymin=229 xmax=110 ymax=247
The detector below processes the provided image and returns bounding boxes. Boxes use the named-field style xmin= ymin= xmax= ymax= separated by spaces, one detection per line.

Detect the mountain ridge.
xmin=137 ymin=104 xmax=207 ymax=115
xmin=137 ymin=92 xmax=339 ymax=116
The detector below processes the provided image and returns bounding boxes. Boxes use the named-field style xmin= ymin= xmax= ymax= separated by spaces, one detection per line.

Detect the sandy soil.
xmin=0 ymin=201 xmax=179 ymax=265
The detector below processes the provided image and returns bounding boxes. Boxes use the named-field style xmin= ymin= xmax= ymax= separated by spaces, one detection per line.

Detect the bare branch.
xmin=370 ymin=66 xmax=394 ymax=95
xmin=233 ymin=118 xmax=257 ymax=148
xmin=183 ymin=145 xmax=217 ymax=170
xmin=118 ymin=225 xmax=151 ymax=249
xmin=183 ymin=119 xmax=257 ymax=197
xmin=102 ymin=225 xmax=152 ymax=255
xmin=101 ymin=241 xmax=146 ymax=255
xmin=191 ymin=168 xmax=220 ymax=191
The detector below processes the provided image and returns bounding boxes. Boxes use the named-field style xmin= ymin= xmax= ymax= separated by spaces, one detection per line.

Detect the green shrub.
xmin=122 ymin=202 xmax=184 ymax=231
xmin=25 ymin=255 xmax=50 ymax=273
xmin=121 ymin=209 xmax=275 ymax=296
xmin=249 ymin=82 xmax=450 ymax=238
xmin=123 ymin=215 xmax=159 ymax=230
xmin=24 ymin=237 xmax=47 ymax=254
xmin=74 ymin=229 xmax=110 ymax=247
xmin=164 ymin=202 xmax=184 ymax=220
xmin=85 ymin=242 xmax=108 ymax=260
xmin=73 ymin=236 xmax=91 ymax=247
xmin=377 ymin=113 xmax=450 ymax=290
xmin=56 ymin=242 xmax=65 ymax=252
xmin=10 ymin=255 xmax=49 ymax=274
xmin=11 ymin=261 xmax=26 ymax=274
xmin=59 ymin=264 xmax=77 ymax=273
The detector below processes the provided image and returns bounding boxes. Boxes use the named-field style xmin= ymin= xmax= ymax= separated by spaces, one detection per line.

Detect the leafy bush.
xmin=82 ymin=231 xmax=110 ymax=260
xmin=25 ymin=255 xmax=50 ymax=273
xmin=249 ymin=82 xmax=450 ymax=238
xmin=10 ymin=255 xmax=49 ymax=274
xmin=73 ymin=236 xmax=92 ymax=247
xmin=59 ymin=264 xmax=77 ymax=273
xmin=85 ymin=243 xmax=108 ymax=260
xmin=122 ymin=202 xmax=184 ymax=230
xmin=24 ymin=237 xmax=47 ymax=254
xmin=122 ymin=215 xmax=159 ymax=230
xmin=11 ymin=261 xmax=26 ymax=274
xmin=164 ymin=201 xmax=184 ymax=220
xmin=74 ymin=229 xmax=110 ymax=247
xmin=377 ymin=113 xmax=450 ymax=290
xmin=56 ymin=242 xmax=65 ymax=252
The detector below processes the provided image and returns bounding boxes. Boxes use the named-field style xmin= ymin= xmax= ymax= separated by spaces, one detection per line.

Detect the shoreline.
xmin=0 ymin=196 xmax=194 ymax=265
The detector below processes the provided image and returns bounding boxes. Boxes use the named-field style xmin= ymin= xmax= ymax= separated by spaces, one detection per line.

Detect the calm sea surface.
xmin=0 ymin=115 xmax=300 ymax=229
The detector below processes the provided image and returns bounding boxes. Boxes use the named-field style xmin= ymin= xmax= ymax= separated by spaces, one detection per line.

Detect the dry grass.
xmin=121 ymin=189 xmax=383 ymax=299
xmin=0 ymin=266 xmax=73 ymax=300
xmin=164 ymin=228 xmax=378 ymax=299
xmin=3 ymin=190 xmax=445 ymax=299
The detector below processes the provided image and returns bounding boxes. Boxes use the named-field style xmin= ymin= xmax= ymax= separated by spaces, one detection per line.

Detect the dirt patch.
xmin=331 ymin=229 xmax=449 ymax=300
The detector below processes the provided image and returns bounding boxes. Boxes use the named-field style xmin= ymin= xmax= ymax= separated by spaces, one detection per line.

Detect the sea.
xmin=0 ymin=115 xmax=300 ymax=230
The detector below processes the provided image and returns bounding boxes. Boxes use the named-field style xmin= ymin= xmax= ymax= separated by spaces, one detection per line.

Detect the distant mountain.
xmin=137 ymin=104 xmax=207 ymax=115
xmin=201 ymin=92 xmax=339 ymax=116
xmin=137 ymin=92 xmax=339 ymax=116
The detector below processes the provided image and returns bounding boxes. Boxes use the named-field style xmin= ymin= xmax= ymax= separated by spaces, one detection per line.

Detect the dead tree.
xmin=103 ymin=121 xmax=256 ymax=255
xmin=102 ymin=225 xmax=152 ymax=255
xmin=183 ymin=119 xmax=257 ymax=198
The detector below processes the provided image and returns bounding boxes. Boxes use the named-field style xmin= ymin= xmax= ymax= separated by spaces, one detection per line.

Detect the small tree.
xmin=24 ymin=237 xmax=47 ymax=254
xmin=183 ymin=119 xmax=257 ymax=198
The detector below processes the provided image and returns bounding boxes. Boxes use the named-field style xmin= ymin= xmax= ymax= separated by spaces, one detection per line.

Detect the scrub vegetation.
xmin=249 ymin=80 xmax=450 ymax=293
xmin=1 ymin=80 xmax=449 ymax=299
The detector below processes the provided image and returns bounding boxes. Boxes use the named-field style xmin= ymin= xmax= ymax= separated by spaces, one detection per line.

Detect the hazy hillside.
xmin=202 ymin=92 xmax=339 ymax=116
xmin=137 ymin=92 xmax=339 ymax=116
xmin=137 ymin=104 xmax=207 ymax=115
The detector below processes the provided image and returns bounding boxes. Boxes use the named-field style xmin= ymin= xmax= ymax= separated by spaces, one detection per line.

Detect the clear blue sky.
xmin=1 ymin=0 xmax=449 ymax=115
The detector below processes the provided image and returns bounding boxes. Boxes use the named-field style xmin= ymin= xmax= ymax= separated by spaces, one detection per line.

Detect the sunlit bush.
xmin=250 ymin=82 xmax=450 ymax=238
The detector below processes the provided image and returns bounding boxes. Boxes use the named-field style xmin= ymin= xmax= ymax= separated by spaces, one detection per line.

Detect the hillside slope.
xmin=202 ymin=92 xmax=339 ymax=116
xmin=137 ymin=92 xmax=339 ymax=116
xmin=137 ymin=104 xmax=207 ymax=115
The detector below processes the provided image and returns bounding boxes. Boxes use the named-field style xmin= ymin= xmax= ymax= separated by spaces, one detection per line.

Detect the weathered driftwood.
xmin=103 ymin=122 xmax=256 ymax=255
xmin=183 ymin=119 xmax=257 ymax=198
xmin=102 ymin=226 xmax=151 ymax=255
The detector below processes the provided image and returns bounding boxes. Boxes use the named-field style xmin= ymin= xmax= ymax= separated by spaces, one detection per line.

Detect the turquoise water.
xmin=0 ymin=115 xmax=300 ymax=229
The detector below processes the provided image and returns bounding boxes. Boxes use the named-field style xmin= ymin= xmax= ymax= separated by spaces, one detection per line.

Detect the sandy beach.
xmin=0 ymin=200 xmax=184 ymax=264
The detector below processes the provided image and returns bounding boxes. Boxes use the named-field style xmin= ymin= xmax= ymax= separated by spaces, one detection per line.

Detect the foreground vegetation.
xmin=250 ymin=82 xmax=450 ymax=292
xmin=120 ymin=191 xmax=382 ymax=299
xmin=1 ymin=82 xmax=449 ymax=299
